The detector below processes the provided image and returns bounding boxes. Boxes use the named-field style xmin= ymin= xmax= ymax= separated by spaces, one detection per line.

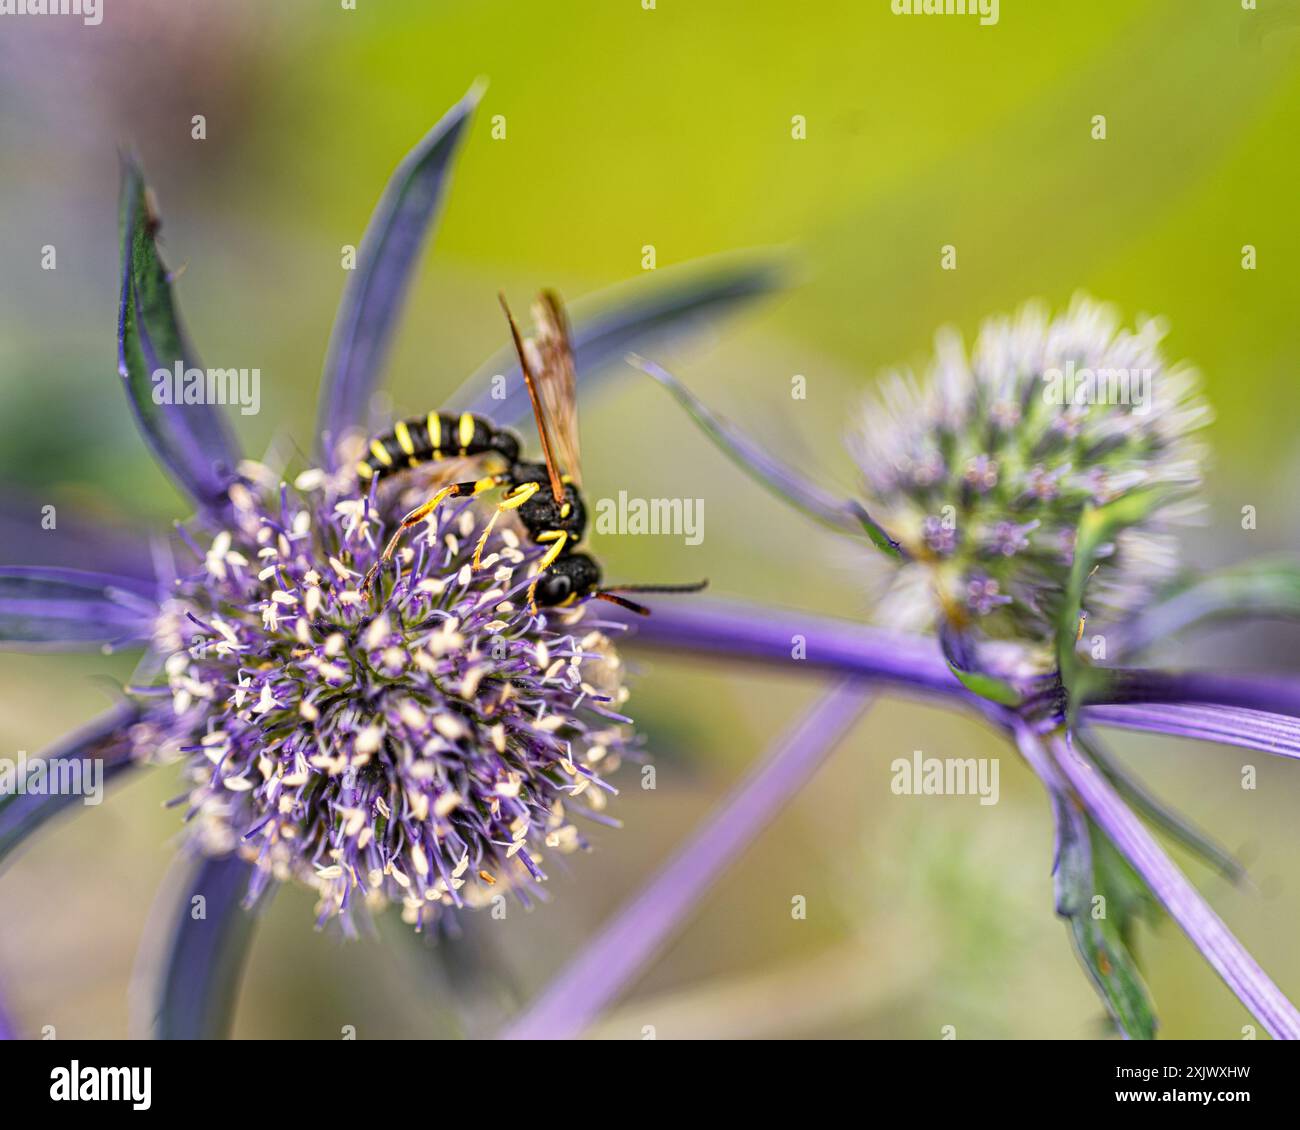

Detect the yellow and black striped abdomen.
xmin=356 ymin=412 xmax=519 ymax=482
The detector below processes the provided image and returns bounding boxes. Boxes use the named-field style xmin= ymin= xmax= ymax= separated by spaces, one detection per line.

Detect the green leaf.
xmin=1055 ymin=491 xmax=1163 ymax=721
xmin=946 ymin=665 xmax=1023 ymax=706
xmin=936 ymin=620 xmax=1024 ymax=706
xmin=1051 ymin=787 xmax=1159 ymax=1039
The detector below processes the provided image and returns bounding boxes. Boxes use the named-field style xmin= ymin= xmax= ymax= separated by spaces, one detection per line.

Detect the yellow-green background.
xmin=0 ymin=0 xmax=1298 ymax=1038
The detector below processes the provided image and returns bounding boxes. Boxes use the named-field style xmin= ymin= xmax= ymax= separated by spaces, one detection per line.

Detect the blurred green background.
xmin=1 ymin=0 xmax=1299 ymax=1038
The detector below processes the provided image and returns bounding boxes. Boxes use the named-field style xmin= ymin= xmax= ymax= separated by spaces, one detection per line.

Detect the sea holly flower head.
xmin=849 ymin=296 xmax=1210 ymax=666
xmin=0 ymin=84 xmax=789 ymax=1036
xmin=150 ymin=462 xmax=631 ymax=932
xmin=625 ymin=304 xmax=1300 ymax=1042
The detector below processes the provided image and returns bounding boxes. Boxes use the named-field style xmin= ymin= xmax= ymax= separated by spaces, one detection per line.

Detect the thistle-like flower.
xmin=152 ymin=464 xmax=630 ymax=932
xmin=851 ymin=297 xmax=1210 ymax=661
xmin=0 ymin=85 xmax=780 ymax=1036
xmin=592 ymin=300 xmax=1300 ymax=1043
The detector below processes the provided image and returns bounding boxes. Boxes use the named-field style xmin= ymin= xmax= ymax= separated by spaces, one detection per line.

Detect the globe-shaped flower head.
xmin=147 ymin=461 xmax=633 ymax=932
xmin=850 ymin=296 xmax=1211 ymax=670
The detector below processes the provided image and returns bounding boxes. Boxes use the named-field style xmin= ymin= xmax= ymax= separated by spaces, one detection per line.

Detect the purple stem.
xmin=141 ymin=853 xmax=258 ymax=1039
xmin=0 ymin=700 xmax=141 ymax=865
xmin=0 ymin=491 xmax=157 ymax=582
xmin=612 ymin=598 xmax=1300 ymax=760
xmin=1092 ymin=667 xmax=1300 ymax=719
xmin=500 ymin=680 xmax=874 ymax=1039
xmin=1049 ymin=731 xmax=1300 ymax=1039
xmin=608 ymin=596 xmax=962 ymax=696
xmin=1087 ymin=704 xmax=1300 ymax=761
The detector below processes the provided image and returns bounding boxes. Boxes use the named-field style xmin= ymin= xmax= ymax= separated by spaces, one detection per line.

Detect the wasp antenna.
xmin=499 ymin=292 xmax=565 ymax=504
xmin=602 ymin=579 xmax=709 ymax=595
xmin=594 ymin=591 xmax=652 ymax=616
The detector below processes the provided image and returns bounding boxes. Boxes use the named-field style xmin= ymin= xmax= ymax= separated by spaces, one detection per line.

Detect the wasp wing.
xmin=529 ymin=290 xmax=583 ymax=488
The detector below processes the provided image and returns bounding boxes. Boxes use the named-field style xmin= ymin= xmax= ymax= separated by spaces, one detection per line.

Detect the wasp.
xmin=358 ymin=291 xmax=706 ymax=615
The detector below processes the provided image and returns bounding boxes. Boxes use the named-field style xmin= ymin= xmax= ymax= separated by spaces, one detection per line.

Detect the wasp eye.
xmin=534 ymin=571 xmax=573 ymax=606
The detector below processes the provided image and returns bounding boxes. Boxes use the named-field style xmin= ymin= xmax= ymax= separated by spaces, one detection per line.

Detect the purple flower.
xmin=0 ymin=85 xmax=781 ymax=1036
xmin=920 ymin=514 xmax=958 ymax=555
xmin=5 ymin=112 xmax=1299 ymax=1042
xmin=606 ymin=300 xmax=1300 ymax=1041
xmin=984 ymin=518 xmax=1038 ymax=558
xmin=844 ymin=296 xmax=1209 ymax=659
xmin=965 ymin=573 xmax=1012 ymax=616
xmin=161 ymin=468 xmax=633 ymax=933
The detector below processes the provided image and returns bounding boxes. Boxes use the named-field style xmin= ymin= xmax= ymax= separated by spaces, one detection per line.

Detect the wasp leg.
xmin=525 ymin=529 xmax=569 ymax=611
xmin=363 ymin=475 xmax=505 ymax=595
xmin=472 ymin=479 xmax=540 ymax=569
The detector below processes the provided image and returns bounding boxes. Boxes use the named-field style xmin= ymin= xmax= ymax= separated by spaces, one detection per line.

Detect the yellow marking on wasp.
xmin=458 ymin=412 xmax=475 ymax=451
xmin=560 ymin=502 xmax=572 ymax=519
xmin=369 ymin=439 xmax=393 ymax=467
xmin=394 ymin=420 xmax=415 ymax=456
xmin=525 ymin=531 xmax=567 ymax=612
xmin=427 ymin=411 xmax=441 ymax=449
xmin=473 ymin=481 xmax=539 ymax=569
xmin=361 ymin=484 xmax=462 ymax=595
xmin=473 ymin=511 xmax=503 ymax=568
xmin=356 ymin=462 xmax=374 ymax=480
xmin=502 ymin=481 xmax=539 ymax=510
xmin=401 ymin=485 xmax=459 ymax=529
xmin=535 ymin=530 xmax=568 ymax=570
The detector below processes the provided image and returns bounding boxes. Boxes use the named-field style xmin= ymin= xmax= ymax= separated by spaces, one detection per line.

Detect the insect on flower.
xmin=360 ymin=291 xmax=708 ymax=616
xmin=0 ymin=83 xmax=783 ymax=1036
